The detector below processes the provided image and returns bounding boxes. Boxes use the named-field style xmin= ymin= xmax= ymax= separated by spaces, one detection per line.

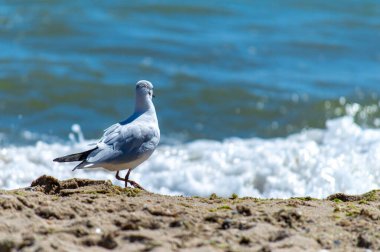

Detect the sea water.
xmin=1 ymin=1 xmax=380 ymax=197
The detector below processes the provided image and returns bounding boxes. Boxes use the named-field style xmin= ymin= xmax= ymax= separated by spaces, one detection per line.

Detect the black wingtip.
xmin=52 ymin=147 xmax=97 ymax=163
xmin=53 ymin=156 xmax=67 ymax=162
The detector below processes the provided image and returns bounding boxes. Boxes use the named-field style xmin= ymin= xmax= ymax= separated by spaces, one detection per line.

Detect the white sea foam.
xmin=1 ymin=115 xmax=380 ymax=198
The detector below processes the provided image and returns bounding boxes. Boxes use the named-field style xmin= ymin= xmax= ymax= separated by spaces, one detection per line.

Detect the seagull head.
xmin=136 ymin=80 xmax=155 ymax=99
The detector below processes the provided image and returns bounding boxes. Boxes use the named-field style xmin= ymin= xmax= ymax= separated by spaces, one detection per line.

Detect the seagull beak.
xmin=152 ymin=94 xmax=156 ymax=98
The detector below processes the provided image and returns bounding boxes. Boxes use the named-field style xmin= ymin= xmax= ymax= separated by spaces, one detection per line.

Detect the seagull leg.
xmin=124 ymin=169 xmax=146 ymax=191
xmin=124 ymin=169 xmax=131 ymax=188
xmin=116 ymin=171 xmax=130 ymax=187
xmin=115 ymin=171 xmax=125 ymax=181
xmin=116 ymin=170 xmax=146 ymax=190
xmin=115 ymin=170 xmax=134 ymax=188
xmin=116 ymin=170 xmax=134 ymax=188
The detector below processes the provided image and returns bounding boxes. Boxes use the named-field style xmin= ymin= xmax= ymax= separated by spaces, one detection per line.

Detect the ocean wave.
xmin=1 ymin=115 xmax=380 ymax=198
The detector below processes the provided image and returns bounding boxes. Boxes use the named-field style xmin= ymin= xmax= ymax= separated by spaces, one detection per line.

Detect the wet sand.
xmin=0 ymin=175 xmax=379 ymax=252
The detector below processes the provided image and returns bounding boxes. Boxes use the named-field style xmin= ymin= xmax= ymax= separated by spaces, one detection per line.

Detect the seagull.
xmin=53 ymin=80 xmax=160 ymax=190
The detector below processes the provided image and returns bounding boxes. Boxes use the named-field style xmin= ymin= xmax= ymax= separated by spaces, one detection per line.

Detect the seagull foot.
xmin=126 ymin=180 xmax=146 ymax=191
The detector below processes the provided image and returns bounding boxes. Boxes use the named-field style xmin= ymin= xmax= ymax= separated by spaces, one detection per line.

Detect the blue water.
xmin=1 ymin=1 xmax=380 ymax=196
xmin=0 ymin=1 xmax=379 ymax=143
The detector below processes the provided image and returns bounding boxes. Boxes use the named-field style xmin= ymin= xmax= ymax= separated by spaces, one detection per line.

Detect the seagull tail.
xmin=72 ymin=161 xmax=88 ymax=171
xmin=53 ymin=148 xmax=97 ymax=163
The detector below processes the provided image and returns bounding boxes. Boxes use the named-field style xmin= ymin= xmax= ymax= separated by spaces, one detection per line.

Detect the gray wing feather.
xmin=86 ymin=123 xmax=146 ymax=164
xmin=102 ymin=123 xmax=121 ymax=143
xmin=86 ymin=147 xmax=122 ymax=163
xmin=103 ymin=123 xmax=119 ymax=135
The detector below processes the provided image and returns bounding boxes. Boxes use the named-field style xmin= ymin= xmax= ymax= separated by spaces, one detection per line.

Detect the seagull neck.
xmin=134 ymin=95 xmax=154 ymax=114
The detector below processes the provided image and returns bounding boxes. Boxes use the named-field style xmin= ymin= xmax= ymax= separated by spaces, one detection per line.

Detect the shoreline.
xmin=0 ymin=175 xmax=379 ymax=251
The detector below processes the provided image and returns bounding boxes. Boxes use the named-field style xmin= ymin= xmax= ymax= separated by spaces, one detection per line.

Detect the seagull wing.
xmin=85 ymin=123 xmax=145 ymax=165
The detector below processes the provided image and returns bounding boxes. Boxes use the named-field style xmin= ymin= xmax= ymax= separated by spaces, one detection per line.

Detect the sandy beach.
xmin=0 ymin=175 xmax=378 ymax=251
